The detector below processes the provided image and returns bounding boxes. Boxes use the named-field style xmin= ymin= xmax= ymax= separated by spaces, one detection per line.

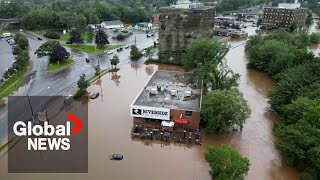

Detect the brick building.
xmin=131 ymin=70 xmax=203 ymax=130
xmin=158 ymin=1 xmax=215 ymax=64
xmin=261 ymin=2 xmax=308 ymax=29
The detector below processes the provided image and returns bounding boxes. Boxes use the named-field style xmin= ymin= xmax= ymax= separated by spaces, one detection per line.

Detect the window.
xmin=185 ymin=111 xmax=192 ymax=116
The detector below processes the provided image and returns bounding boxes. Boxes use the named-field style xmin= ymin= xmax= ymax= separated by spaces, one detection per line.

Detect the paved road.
xmin=0 ymin=30 xmax=158 ymax=143
xmin=0 ymin=37 xmax=14 ymax=77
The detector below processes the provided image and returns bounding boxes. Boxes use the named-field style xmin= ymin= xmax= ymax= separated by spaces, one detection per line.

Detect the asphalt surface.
xmin=0 ymin=30 xmax=158 ymax=143
xmin=0 ymin=37 xmax=14 ymax=77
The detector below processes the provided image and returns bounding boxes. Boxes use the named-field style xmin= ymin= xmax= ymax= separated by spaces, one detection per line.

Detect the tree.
xmin=183 ymin=39 xmax=226 ymax=71
xmin=15 ymin=33 xmax=29 ymax=50
xmin=94 ymin=65 xmax=100 ymax=76
xmin=75 ymin=13 xmax=87 ymax=32
xmin=69 ymin=30 xmax=83 ymax=44
xmin=110 ymin=55 xmax=120 ymax=69
xmin=205 ymin=145 xmax=250 ymax=180
xmin=201 ymin=89 xmax=250 ymax=134
xmin=116 ymin=33 xmax=126 ymax=40
xmin=87 ymin=26 xmax=94 ymax=43
xmin=95 ymin=29 xmax=109 ymax=47
xmin=130 ymin=45 xmax=142 ymax=60
xmin=269 ymin=62 xmax=320 ymax=111
xmin=77 ymin=73 xmax=89 ymax=92
xmin=35 ymin=41 xmax=70 ymax=63
xmin=309 ymin=33 xmax=320 ymax=44
xmin=145 ymin=48 xmax=155 ymax=61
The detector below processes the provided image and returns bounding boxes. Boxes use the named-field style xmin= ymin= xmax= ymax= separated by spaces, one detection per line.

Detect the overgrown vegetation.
xmin=245 ymin=29 xmax=320 ymax=179
xmin=205 ymin=145 xmax=250 ymax=180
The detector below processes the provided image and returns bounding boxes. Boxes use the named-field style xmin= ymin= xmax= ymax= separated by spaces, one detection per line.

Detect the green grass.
xmin=88 ymin=69 xmax=109 ymax=84
xmin=48 ymin=59 xmax=74 ymax=73
xmin=0 ymin=62 xmax=29 ymax=100
xmin=63 ymin=44 xmax=122 ymax=54
xmin=0 ymin=29 xmax=9 ymax=34
xmin=60 ymin=32 xmax=93 ymax=42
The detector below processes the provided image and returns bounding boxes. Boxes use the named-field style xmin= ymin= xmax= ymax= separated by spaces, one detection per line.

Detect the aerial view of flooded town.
xmin=0 ymin=0 xmax=319 ymax=179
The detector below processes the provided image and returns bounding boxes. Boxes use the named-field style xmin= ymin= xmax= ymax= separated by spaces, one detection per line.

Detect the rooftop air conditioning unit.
xmin=185 ymin=90 xmax=192 ymax=97
xmin=170 ymin=89 xmax=177 ymax=96
xmin=150 ymin=88 xmax=158 ymax=95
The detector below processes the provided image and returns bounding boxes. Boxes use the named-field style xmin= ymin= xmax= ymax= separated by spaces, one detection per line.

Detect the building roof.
xmin=278 ymin=3 xmax=301 ymax=9
xmin=101 ymin=20 xmax=123 ymax=26
xmin=132 ymin=71 xmax=203 ymax=112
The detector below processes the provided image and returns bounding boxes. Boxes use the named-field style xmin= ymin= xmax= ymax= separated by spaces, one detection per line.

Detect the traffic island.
xmin=63 ymin=44 xmax=122 ymax=54
xmin=48 ymin=58 xmax=74 ymax=73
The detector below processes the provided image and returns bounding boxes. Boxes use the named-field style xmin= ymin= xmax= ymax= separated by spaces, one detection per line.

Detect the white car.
xmin=1 ymin=33 xmax=11 ymax=38
xmin=141 ymin=50 xmax=146 ymax=55
xmin=104 ymin=50 xmax=113 ymax=55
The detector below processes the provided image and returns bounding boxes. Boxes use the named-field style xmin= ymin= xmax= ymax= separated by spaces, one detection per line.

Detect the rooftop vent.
xmin=170 ymin=89 xmax=177 ymax=96
xmin=185 ymin=90 xmax=192 ymax=97
xmin=150 ymin=88 xmax=158 ymax=95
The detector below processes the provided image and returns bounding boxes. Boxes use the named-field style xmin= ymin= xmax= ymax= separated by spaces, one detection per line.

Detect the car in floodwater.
xmin=90 ymin=92 xmax=99 ymax=99
xmin=109 ymin=154 xmax=123 ymax=160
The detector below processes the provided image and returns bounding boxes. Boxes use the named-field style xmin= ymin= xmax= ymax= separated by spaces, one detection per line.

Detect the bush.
xmin=74 ymin=89 xmax=86 ymax=99
xmin=130 ymin=45 xmax=142 ymax=60
xmin=309 ymin=33 xmax=320 ymax=44
xmin=44 ymin=31 xmax=60 ymax=39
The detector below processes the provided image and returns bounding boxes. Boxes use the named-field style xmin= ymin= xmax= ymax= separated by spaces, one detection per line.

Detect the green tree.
xmin=130 ymin=45 xmax=142 ymax=60
xmin=95 ymin=29 xmax=109 ymax=47
xmin=35 ymin=41 xmax=70 ymax=63
xmin=201 ymin=89 xmax=251 ymax=134
xmin=15 ymin=33 xmax=29 ymax=50
xmin=75 ymin=13 xmax=87 ymax=32
xmin=205 ymin=145 xmax=250 ymax=180
xmin=145 ymin=48 xmax=155 ymax=61
xmin=110 ymin=55 xmax=120 ymax=69
xmin=87 ymin=26 xmax=94 ymax=43
xmin=183 ymin=39 xmax=226 ymax=71
xmin=77 ymin=73 xmax=89 ymax=92
xmin=309 ymin=33 xmax=320 ymax=44
xmin=69 ymin=30 xmax=83 ymax=44
xmin=269 ymin=62 xmax=320 ymax=111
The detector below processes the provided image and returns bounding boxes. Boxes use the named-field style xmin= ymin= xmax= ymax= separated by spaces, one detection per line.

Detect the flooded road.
xmin=0 ymin=27 xmax=301 ymax=180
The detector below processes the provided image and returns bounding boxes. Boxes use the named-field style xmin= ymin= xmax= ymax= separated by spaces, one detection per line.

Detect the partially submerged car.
xmin=109 ymin=154 xmax=123 ymax=160
xmin=90 ymin=92 xmax=99 ymax=99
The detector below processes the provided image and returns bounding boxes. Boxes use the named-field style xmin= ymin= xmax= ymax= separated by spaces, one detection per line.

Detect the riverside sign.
xmin=131 ymin=105 xmax=170 ymax=120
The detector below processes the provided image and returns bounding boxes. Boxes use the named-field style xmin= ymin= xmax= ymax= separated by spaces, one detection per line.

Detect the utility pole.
xmin=135 ymin=36 xmax=137 ymax=46
xmin=95 ymin=30 xmax=101 ymax=79
xmin=27 ymin=95 xmax=35 ymax=125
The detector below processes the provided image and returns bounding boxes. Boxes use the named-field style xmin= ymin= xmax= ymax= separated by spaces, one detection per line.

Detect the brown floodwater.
xmin=0 ymin=27 xmax=300 ymax=180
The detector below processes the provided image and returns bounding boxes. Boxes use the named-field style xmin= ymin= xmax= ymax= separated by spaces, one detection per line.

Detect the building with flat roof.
xmin=261 ymin=1 xmax=308 ymax=29
xmin=158 ymin=0 xmax=215 ymax=65
xmin=131 ymin=70 xmax=203 ymax=129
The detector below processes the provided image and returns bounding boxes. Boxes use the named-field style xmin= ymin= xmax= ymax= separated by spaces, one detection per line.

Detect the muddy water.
xmin=0 ymin=29 xmax=300 ymax=180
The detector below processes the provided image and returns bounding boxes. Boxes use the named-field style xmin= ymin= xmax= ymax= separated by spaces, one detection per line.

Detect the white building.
xmin=170 ymin=0 xmax=204 ymax=9
xmin=101 ymin=20 xmax=124 ymax=29
xmin=134 ymin=22 xmax=156 ymax=31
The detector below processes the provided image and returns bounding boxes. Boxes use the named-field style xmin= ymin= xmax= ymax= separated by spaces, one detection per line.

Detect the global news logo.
xmin=12 ymin=112 xmax=82 ymax=151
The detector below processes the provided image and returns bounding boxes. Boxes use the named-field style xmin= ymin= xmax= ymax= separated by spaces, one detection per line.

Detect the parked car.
xmin=85 ymin=58 xmax=90 ymax=63
xmin=124 ymin=45 xmax=129 ymax=49
xmin=104 ymin=50 xmax=113 ymax=55
xmin=90 ymin=92 xmax=100 ymax=99
xmin=151 ymin=33 xmax=155 ymax=37
xmin=1 ymin=33 xmax=11 ymax=38
xmin=141 ymin=50 xmax=146 ymax=55
xmin=37 ymin=37 xmax=42 ymax=41
xmin=64 ymin=95 xmax=73 ymax=105
xmin=109 ymin=154 xmax=123 ymax=160
xmin=116 ymin=47 xmax=123 ymax=52
xmin=146 ymin=34 xmax=151 ymax=38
